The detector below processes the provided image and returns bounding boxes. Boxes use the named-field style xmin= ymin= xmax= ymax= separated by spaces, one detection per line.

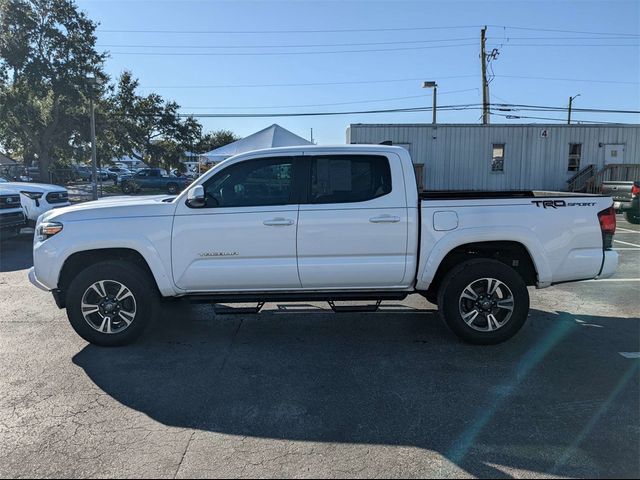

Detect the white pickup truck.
xmin=29 ymin=145 xmax=618 ymax=346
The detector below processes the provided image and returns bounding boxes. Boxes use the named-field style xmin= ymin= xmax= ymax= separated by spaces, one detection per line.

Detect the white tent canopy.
xmin=203 ymin=124 xmax=312 ymax=163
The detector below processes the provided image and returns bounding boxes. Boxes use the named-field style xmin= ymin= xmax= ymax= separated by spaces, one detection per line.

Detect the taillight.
xmin=598 ymin=207 xmax=616 ymax=250
xmin=632 ymin=184 xmax=640 ymax=198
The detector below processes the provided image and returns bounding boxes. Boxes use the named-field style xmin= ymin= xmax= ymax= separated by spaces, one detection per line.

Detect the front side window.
xmin=309 ymin=155 xmax=391 ymax=204
xmin=568 ymin=143 xmax=582 ymax=171
xmin=491 ymin=144 xmax=505 ymax=172
xmin=203 ymin=157 xmax=293 ymax=208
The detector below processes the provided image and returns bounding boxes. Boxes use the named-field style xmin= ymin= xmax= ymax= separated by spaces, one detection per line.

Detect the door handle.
xmin=263 ymin=217 xmax=295 ymax=226
xmin=369 ymin=215 xmax=401 ymax=223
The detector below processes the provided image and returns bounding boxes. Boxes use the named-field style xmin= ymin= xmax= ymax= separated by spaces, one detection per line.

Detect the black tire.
xmin=167 ymin=183 xmax=178 ymax=194
xmin=65 ymin=260 xmax=159 ymax=347
xmin=437 ymin=259 xmax=530 ymax=345
xmin=121 ymin=182 xmax=133 ymax=194
xmin=625 ymin=210 xmax=640 ymax=224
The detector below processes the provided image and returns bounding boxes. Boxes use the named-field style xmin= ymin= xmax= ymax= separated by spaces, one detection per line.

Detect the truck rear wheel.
xmin=437 ymin=259 xmax=529 ymax=345
xmin=65 ymin=260 xmax=158 ymax=346
xmin=167 ymin=183 xmax=178 ymax=194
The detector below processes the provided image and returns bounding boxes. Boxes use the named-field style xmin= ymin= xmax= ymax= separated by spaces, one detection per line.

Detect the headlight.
xmin=37 ymin=221 xmax=63 ymax=241
xmin=21 ymin=191 xmax=43 ymax=200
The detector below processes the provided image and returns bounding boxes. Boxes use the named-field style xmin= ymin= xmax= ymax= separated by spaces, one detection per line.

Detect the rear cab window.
xmin=308 ymin=155 xmax=392 ymax=204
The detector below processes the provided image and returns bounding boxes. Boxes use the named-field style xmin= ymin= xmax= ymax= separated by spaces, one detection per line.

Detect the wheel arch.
xmin=57 ymin=247 xmax=175 ymax=307
xmin=417 ymin=228 xmax=551 ymax=292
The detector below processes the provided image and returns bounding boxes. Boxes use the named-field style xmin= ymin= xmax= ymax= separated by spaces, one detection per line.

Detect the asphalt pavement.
xmin=0 ymin=217 xmax=638 ymax=478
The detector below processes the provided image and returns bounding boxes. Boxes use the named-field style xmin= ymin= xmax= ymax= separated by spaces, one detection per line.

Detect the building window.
xmin=568 ymin=143 xmax=582 ymax=171
xmin=491 ymin=144 xmax=505 ymax=172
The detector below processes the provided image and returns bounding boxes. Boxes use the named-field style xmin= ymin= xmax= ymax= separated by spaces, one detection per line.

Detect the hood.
xmin=41 ymin=195 xmax=177 ymax=223
xmin=0 ymin=185 xmax=22 ymax=196
xmin=1 ymin=182 xmax=67 ymax=193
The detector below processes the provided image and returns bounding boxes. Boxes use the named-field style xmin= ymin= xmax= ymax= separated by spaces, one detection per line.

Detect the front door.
xmin=605 ymin=144 xmax=625 ymax=166
xmin=296 ymin=152 xmax=409 ymax=289
xmin=172 ymin=155 xmax=301 ymax=291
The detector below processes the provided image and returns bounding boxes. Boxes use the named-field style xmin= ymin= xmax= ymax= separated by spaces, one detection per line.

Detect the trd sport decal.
xmin=532 ymin=200 xmax=597 ymax=209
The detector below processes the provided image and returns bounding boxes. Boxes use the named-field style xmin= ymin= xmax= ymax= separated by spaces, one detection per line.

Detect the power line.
xmin=487 ymin=25 xmax=640 ymax=37
xmin=97 ymin=24 xmax=640 ymax=37
xmin=490 ymin=111 xmax=628 ymax=125
xmin=98 ymin=25 xmax=481 ymax=34
xmin=108 ymin=42 xmax=478 ymax=56
xmin=139 ymin=73 xmax=637 ymax=89
xmin=98 ymin=37 xmax=478 ymax=49
xmin=140 ymin=74 xmax=477 ymax=89
xmin=490 ymin=43 xmax=639 ymax=47
xmin=496 ymin=75 xmax=639 ymax=86
xmin=180 ymin=89 xmax=480 ymax=110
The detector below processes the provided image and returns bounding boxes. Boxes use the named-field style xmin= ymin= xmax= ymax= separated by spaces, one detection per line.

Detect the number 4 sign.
xmin=540 ymin=129 xmax=549 ymax=138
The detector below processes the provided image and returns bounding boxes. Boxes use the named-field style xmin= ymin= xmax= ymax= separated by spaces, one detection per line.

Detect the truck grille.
xmin=0 ymin=195 xmax=21 ymax=209
xmin=46 ymin=191 xmax=68 ymax=204
xmin=0 ymin=210 xmax=25 ymax=225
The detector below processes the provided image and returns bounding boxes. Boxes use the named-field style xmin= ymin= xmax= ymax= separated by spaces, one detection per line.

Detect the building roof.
xmin=0 ymin=152 xmax=17 ymax=165
xmin=203 ymin=124 xmax=312 ymax=160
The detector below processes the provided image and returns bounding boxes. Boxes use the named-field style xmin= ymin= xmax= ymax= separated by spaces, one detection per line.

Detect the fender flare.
xmin=416 ymin=226 xmax=552 ymax=290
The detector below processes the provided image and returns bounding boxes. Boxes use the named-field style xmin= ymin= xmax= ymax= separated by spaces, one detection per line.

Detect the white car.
xmin=0 ymin=184 xmax=26 ymax=238
xmin=0 ymin=178 xmax=70 ymax=225
xmin=29 ymin=145 xmax=618 ymax=346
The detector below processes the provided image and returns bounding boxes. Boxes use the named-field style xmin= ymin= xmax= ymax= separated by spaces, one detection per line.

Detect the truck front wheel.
xmin=65 ymin=260 xmax=159 ymax=346
xmin=437 ymin=259 xmax=529 ymax=345
xmin=625 ymin=210 xmax=640 ymax=224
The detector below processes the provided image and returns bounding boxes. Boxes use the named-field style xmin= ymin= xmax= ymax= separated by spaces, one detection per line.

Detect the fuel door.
xmin=433 ymin=211 xmax=459 ymax=231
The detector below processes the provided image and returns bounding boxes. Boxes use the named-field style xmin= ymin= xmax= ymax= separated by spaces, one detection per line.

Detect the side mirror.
xmin=186 ymin=185 xmax=206 ymax=208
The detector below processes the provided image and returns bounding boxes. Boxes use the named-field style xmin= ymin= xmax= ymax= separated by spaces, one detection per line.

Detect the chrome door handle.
xmin=263 ymin=217 xmax=295 ymax=226
xmin=369 ymin=215 xmax=401 ymax=223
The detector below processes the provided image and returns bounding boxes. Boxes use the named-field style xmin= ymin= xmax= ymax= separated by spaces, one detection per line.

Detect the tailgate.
xmin=601 ymin=182 xmax=633 ymax=202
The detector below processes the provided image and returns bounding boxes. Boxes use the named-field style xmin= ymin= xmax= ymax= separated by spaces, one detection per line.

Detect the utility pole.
xmin=480 ymin=26 xmax=489 ymax=125
xmin=89 ymin=95 xmax=98 ymax=200
xmin=310 ymin=128 xmax=314 ymax=144
xmin=568 ymin=94 xmax=581 ymax=124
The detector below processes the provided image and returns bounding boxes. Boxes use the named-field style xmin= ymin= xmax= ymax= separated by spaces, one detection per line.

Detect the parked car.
xmin=29 ymin=145 xmax=618 ymax=347
xmin=119 ymin=168 xmax=187 ymax=195
xmin=0 ymin=184 xmax=26 ymax=239
xmin=72 ymin=165 xmax=93 ymax=182
xmin=601 ymin=180 xmax=640 ymax=224
xmin=106 ymin=167 xmax=132 ymax=184
xmin=0 ymin=178 xmax=70 ymax=226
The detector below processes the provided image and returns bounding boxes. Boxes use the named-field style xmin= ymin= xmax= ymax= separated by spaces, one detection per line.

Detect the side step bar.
xmin=188 ymin=291 xmax=408 ymax=315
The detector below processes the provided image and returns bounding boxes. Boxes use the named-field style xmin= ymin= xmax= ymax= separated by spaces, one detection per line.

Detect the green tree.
xmin=193 ymin=129 xmax=240 ymax=154
xmin=108 ymin=71 xmax=202 ymax=170
xmin=0 ymin=0 xmax=107 ymax=175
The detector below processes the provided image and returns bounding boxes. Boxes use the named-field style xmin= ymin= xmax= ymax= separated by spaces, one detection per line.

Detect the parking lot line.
xmin=619 ymin=352 xmax=640 ymax=359
xmin=615 ymin=248 xmax=640 ymax=251
xmin=587 ymin=278 xmax=640 ymax=282
xmin=616 ymin=227 xmax=639 ymax=233
xmin=614 ymin=239 xmax=640 ymax=248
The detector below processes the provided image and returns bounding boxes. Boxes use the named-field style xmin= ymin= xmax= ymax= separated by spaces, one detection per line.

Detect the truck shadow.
xmin=72 ymin=304 xmax=639 ymax=478
xmin=0 ymin=231 xmax=34 ymax=272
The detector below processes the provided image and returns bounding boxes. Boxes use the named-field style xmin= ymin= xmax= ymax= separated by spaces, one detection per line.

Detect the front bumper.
xmin=596 ymin=250 xmax=618 ymax=279
xmin=0 ymin=210 xmax=26 ymax=229
xmin=28 ymin=266 xmax=49 ymax=291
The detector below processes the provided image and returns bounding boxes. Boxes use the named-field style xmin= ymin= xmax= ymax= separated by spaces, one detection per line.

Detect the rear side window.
xmin=309 ymin=155 xmax=392 ymax=204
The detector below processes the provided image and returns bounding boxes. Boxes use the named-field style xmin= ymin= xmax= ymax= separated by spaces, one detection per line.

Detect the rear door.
xmin=296 ymin=152 xmax=409 ymax=289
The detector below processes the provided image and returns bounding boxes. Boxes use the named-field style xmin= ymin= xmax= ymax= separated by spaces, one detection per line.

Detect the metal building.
xmin=346 ymin=124 xmax=640 ymax=192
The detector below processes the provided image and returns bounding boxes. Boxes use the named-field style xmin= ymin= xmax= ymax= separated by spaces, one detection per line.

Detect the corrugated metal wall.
xmin=346 ymin=124 xmax=640 ymax=191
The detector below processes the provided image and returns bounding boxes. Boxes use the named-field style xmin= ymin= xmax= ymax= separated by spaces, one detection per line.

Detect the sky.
xmin=76 ymin=0 xmax=640 ymax=144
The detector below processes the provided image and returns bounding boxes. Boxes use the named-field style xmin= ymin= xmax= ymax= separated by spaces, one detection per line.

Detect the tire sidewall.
xmin=66 ymin=261 xmax=157 ymax=346
xmin=167 ymin=183 xmax=178 ymax=194
xmin=438 ymin=259 xmax=530 ymax=344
